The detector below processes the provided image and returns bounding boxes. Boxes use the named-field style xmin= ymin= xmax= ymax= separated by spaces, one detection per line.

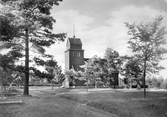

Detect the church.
xmin=65 ymin=37 xmax=85 ymax=71
xmin=64 ymin=37 xmax=122 ymax=88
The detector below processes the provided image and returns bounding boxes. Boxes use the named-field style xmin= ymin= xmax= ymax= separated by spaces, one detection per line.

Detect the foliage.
xmin=146 ymin=76 xmax=166 ymax=89
xmin=51 ymin=66 xmax=64 ymax=84
xmin=64 ymin=69 xmax=76 ymax=77
xmin=125 ymin=16 xmax=167 ymax=97
xmin=45 ymin=59 xmax=59 ymax=81
xmin=81 ymin=55 xmax=102 ymax=86
xmin=104 ymin=48 xmax=123 ymax=87
xmin=104 ymin=48 xmax=122 ymax=70
xmin=122 ymin=56 xmax=143 ymax=86
xmin=0 ymin=0 xmax=66 ymax=95
xmin=78 ymin=49 xmax=123 ymax=88
xmin=125 ymin=16 xmax=167 ymax=75
xmin=64 ymin=69 xmax=76 ymax=87
xmin=162 ymin=79 xmax=167 ymax=89
xmin=0 ymin=67 xmax=13 ymax=86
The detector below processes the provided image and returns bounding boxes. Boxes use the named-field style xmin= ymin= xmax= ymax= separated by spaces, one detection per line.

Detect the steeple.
xmin=73 ymin=25 xmax=75 ymax=38
xmin=65 ymin=37 xmax=84 ymax=71
xmin=66 ymin=37 xmax=82 ymax=50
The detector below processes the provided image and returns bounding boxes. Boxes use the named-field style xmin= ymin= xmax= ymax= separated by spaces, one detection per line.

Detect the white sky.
xmin=1 ymin=1 xmax=167 ymax=78
xmin=46 ymin=0 xmax=167 ymax=78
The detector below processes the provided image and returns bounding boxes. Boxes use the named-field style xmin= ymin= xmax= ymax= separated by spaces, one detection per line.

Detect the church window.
xmin=72 ymin=51 xmax=81 ymax=57
xmin=77 ymin=52 xmax=81 ymax=57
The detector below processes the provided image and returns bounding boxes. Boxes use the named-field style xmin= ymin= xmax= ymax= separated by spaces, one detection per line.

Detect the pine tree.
xmin=0 ymin=0 xmax=66 ymax=95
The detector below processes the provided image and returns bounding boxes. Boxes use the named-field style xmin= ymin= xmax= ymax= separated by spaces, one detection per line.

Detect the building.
xmin=64 ymin=37 xmax=85 ymax=87
xmin=64 ymin=37 xmax=121 ymax=87
xmin=65 ymin=37 xmax=84 ymax=71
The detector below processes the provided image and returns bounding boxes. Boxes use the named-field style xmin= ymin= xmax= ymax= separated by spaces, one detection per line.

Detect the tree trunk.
xmin=52 ymin=81 xmax=54 ymax=89
xmin=86 ymin=77 xmax=88 ymax=92
xmin=58 ymin=78 xmax=60 ymax=89
xmin=114 ymin=73 xmax=116 ymax=89
xmin=143 ymin=57 xmax=147 ymax=99
xmin=95 ymin=79 xmax=97 ymax=89
xmin=23 ymin=28 xmax=29 ymax=96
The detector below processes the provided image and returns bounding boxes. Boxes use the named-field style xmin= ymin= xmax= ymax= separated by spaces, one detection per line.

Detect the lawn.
xmin=0 ymin=86 xmax=71 ymax=117
xmin=1 ymin=87 xmax=167 ymax=117
xmin=58 ymin=89 xmax=167 ymax=117
xmin=0 ymin=87 xmax=117 ymax=117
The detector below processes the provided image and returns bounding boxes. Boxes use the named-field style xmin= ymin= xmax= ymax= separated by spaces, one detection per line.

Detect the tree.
xmin=104 ymin=48 xmax=120 ymax=68
xmin=125 ymin=16 xmax=167 ymax=98
xmin=80 ymin=55 xmax=102 ymax=90
xmin=156 ymin=77 xmax=164 ymax=89
xmin=0 ymin=0 xmax=66 ymax=95
xmin=104 ymin=48 xmax=122 ymax=88
xmin=146 ymin=76 xmax=153 ymax=88
xmin=0 ymin=67 xmax=13 ymax=92
xmin=45 ymin=59 xmax=59 ymax=80
xmin=52 ymin=67 xmax=63 ymax=82
xmin=162 ymin=79 xmax=167 ymax=89
xmin=64 ymin=69 xmax=76 ymax=87
xmin=150 ymin=76 xmax=164 ymax=89
xmin=45 ymin=60 xmax=62 ymax=89
xmin=123 ymin=57 xmax=143 ymax=87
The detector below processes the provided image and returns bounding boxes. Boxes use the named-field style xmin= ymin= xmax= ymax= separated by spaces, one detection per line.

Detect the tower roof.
xmin=68 ymin=38 xmax=82 ymax=45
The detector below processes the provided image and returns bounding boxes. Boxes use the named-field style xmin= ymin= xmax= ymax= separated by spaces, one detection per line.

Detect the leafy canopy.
xmin=0 ymin=0 xmax=66 ymax=86
xmin=125 ymin=16 xmax=167 ymax=74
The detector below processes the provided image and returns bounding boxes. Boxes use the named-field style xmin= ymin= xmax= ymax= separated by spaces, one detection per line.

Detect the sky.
xmin=1 ymin=1 xmax=166 ymax=78
xmin=46 ymin=0 xmax=167 ymax=79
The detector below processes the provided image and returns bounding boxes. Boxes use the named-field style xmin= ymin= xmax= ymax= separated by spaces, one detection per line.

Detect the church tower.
xmin=65 ymin=37 xmax=84 ymax=71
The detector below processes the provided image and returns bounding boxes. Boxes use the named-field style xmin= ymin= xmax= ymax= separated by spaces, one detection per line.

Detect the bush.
xmin=147 ymin=77 xmax=165 ymax=89
xmin=162 ymin=79 xmax=167 ymax=89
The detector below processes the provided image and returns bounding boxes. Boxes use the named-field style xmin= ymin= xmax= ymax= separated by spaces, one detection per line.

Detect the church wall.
xmin=65 ymin=50 xmax=70 ymax=70
xmin=69 ymin=50 xmax=84 ymax=70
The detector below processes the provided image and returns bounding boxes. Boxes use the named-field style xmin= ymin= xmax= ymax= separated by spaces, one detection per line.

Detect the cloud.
xmin=51 ymin=10 xmax=93 ymax=36
xmin=80 ymin=6 xmax=167 ymax=57
xmin=164 ymin=0 xmax=167 ymax=3
xmin=46 ymin=10 xmax=93 ymax=71
xmin=49 ymin=6 xmax=167 ymax=78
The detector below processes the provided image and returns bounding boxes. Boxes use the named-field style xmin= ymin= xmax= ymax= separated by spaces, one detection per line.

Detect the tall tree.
xmin=0 ymin=0 xmax=66 ymax=95
xmin=104 ymin=48 xmax=120 ymax=68
xmin=125 ymin=16 xmax=167 ymax=98
xmin=104 ymin=48 xmax=122 ymax=88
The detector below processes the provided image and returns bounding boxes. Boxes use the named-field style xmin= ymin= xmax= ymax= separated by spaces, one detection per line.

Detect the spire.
xmin=73 ymin=25 xmax=75 ymax=38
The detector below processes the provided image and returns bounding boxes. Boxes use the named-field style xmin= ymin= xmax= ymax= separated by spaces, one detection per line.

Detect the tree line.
xmin=0 ymin=0 xmax=167 ymax=97
xmin=65 ymin=16 xmax=167 ymax=98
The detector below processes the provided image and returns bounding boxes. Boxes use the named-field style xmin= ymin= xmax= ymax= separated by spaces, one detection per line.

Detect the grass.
xmin=0 ymin=87 xmax=23 ymax=117
xmin=2 ymin=87 xmax=110 ymax=117
xmin=58 ymin=89 xmax=167 ymax=117
xmin=1 ymin=87 xmax=167 ymax=117
xmin=0 ymin=89 xmax=115 ymax=117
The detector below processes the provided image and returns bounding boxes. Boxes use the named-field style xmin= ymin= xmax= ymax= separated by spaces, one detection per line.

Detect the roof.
xmin=84 ymin=58 xmax=89 ymax=61
xmin=68 ymin=38 xmax=82 ymax=45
